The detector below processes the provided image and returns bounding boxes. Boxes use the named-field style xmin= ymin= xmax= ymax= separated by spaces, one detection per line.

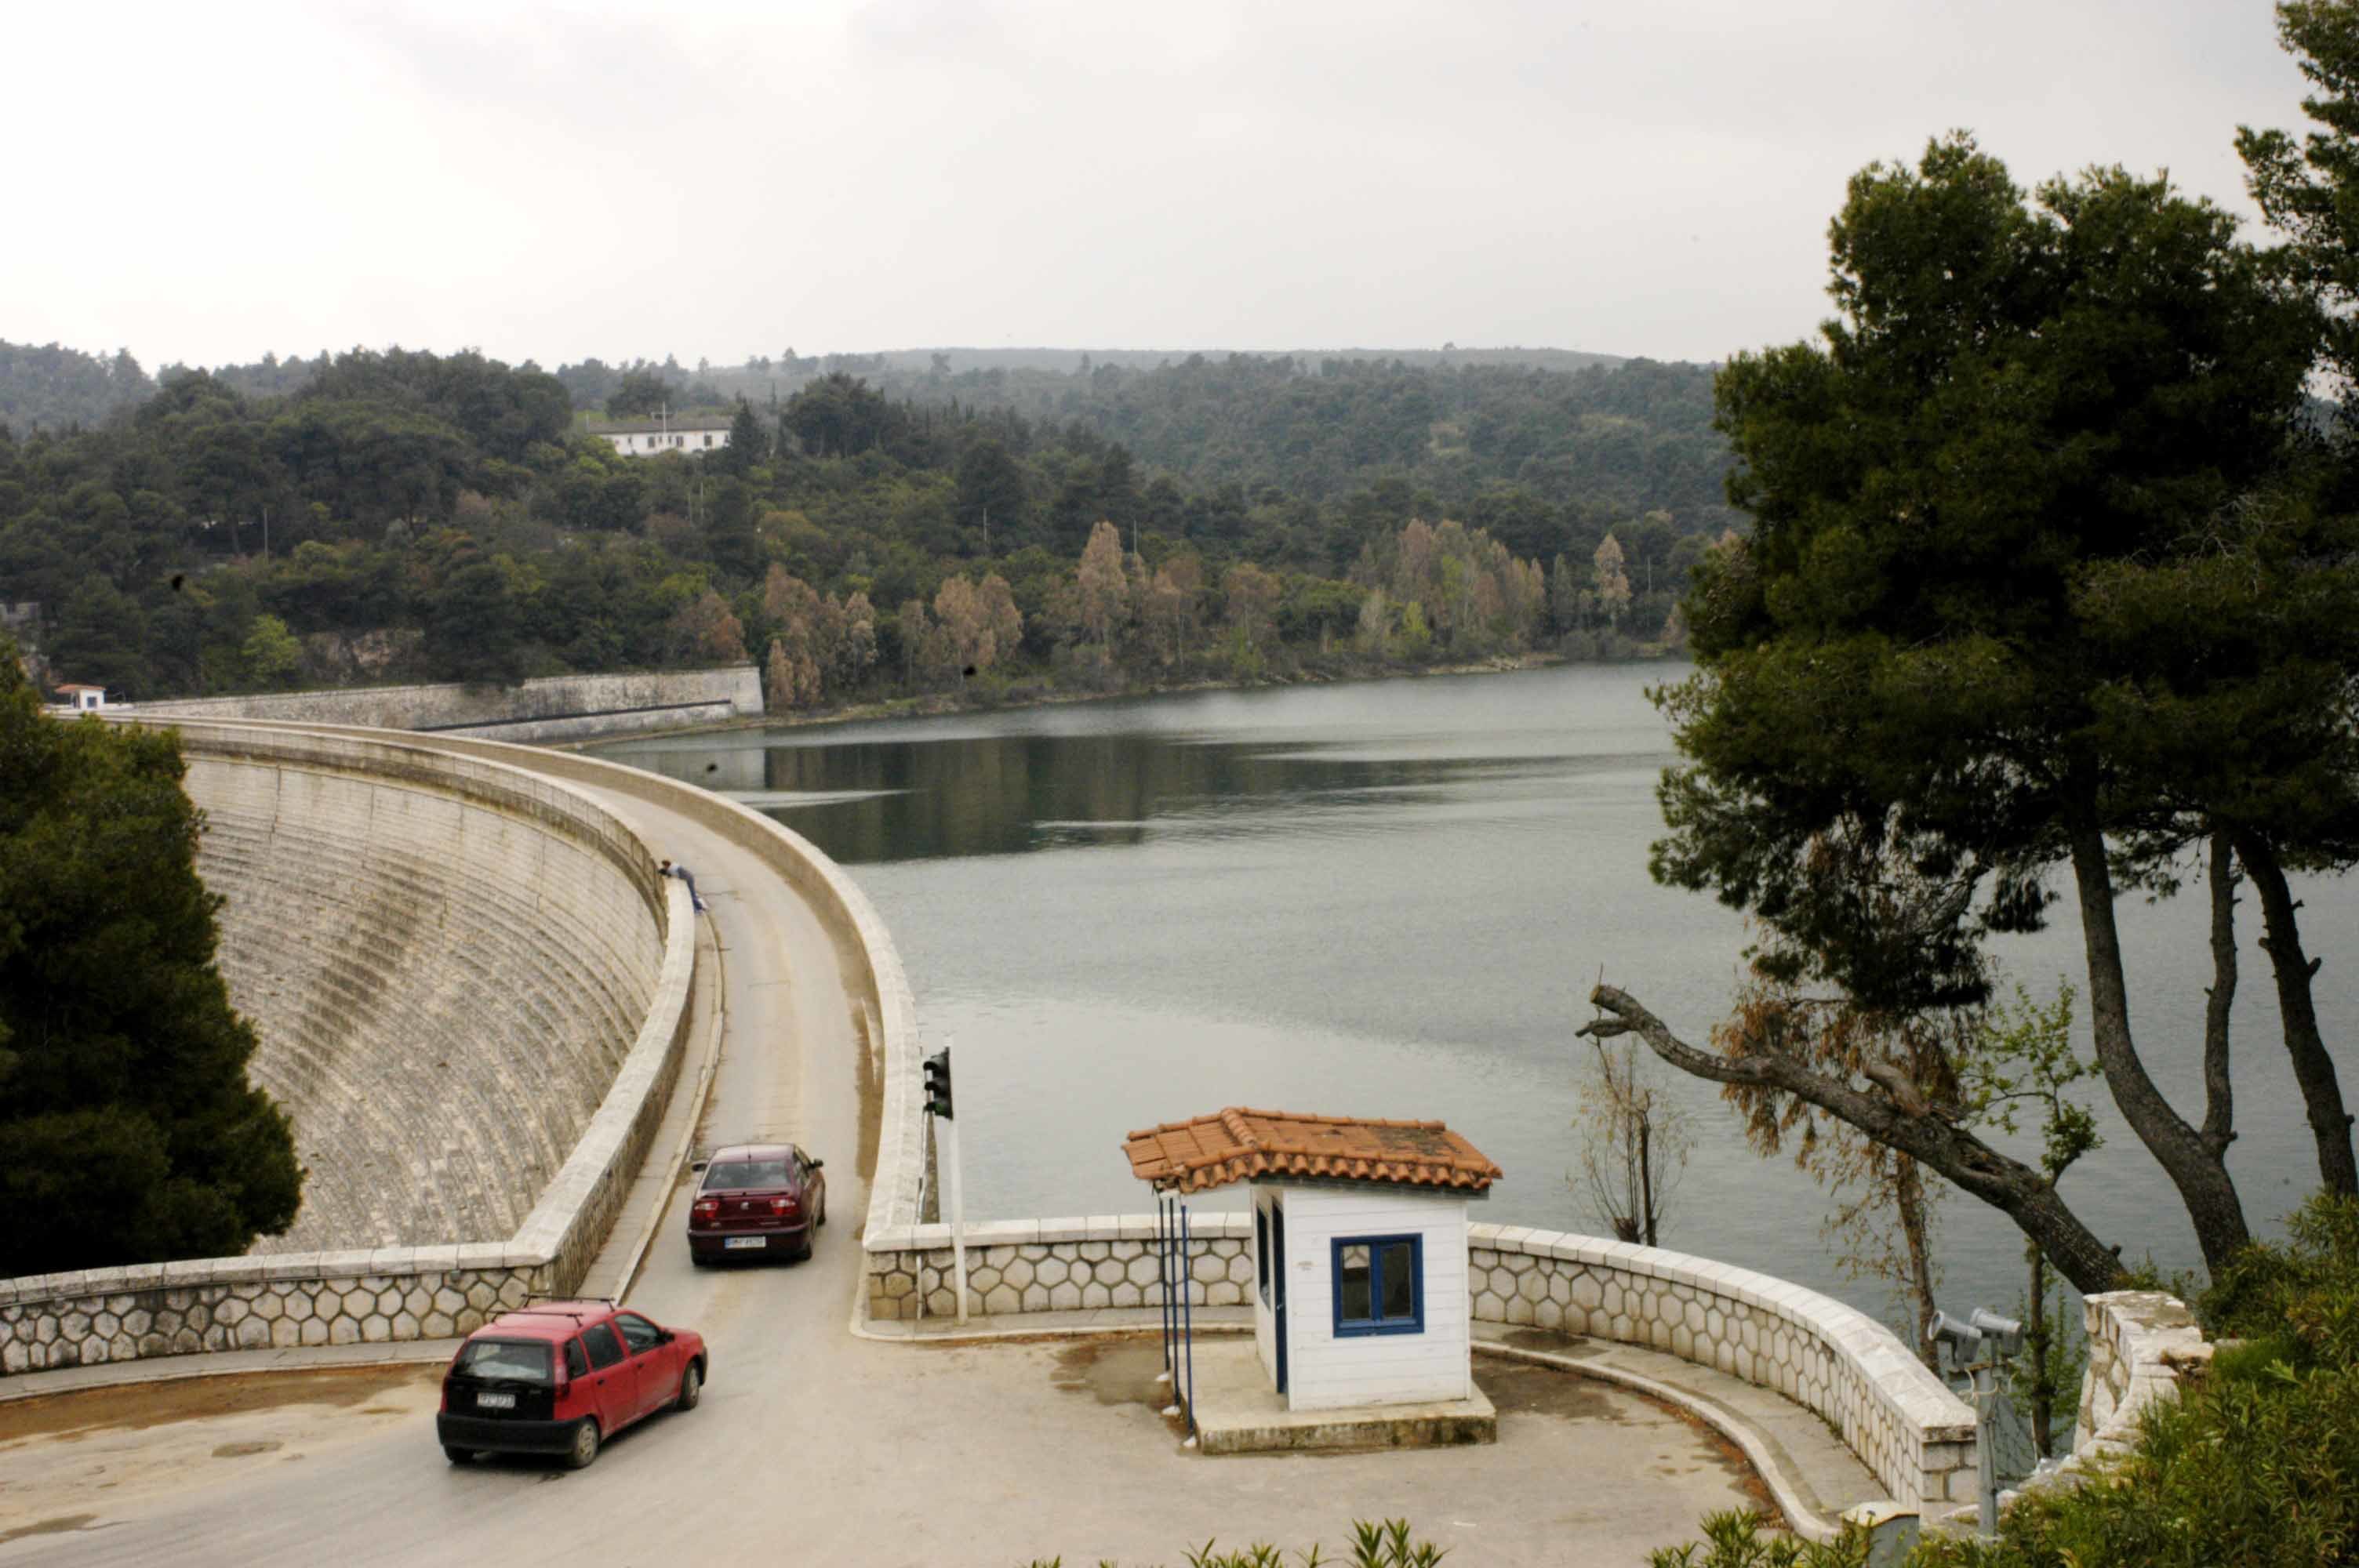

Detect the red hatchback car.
xmin=437 ymin=1301 xmax=707 ymax=1470
xmin=686 ymin=1142 xmax=827 ymax=1263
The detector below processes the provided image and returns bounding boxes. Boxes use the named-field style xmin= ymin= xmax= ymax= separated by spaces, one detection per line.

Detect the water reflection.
xmin=633 ymin=727 xmax=1595 ymax=866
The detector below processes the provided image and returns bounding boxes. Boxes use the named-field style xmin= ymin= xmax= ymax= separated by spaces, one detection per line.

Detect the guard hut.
xmin=1123 ymin=1108 xmax=1503 ymax=1452
xmin=52 ymin=683 xmax=108 ymax=713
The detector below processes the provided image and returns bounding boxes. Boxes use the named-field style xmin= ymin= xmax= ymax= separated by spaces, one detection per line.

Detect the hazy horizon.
xmin=8 ymin=1 xmax=2312 ymax=372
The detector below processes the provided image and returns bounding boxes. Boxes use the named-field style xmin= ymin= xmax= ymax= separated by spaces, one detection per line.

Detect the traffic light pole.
xmin=944 ymin=1105 xmax=969 ymax=1325
xmin=921 ymin=1042 xmax=969 ymax=1324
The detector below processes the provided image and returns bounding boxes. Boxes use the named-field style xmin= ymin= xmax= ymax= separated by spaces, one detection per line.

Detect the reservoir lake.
xmin=593 ymin=662 xmax=2357 ymax=1328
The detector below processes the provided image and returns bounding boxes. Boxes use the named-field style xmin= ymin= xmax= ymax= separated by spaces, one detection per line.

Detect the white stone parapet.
xmin=0 ymin=724 xmax=697 ymax=1377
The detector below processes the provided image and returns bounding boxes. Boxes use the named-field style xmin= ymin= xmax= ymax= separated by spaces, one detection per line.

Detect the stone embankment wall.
xmin=860 ymin=1217 xmax=1976 ymax=1515
xmin=135 ymin=666 xmax=761 ymax=743
xmin=1945 ymin=1290 xmax=2211 ymax=1530
xmin=0 ymin=724 xmax=696 ymax=1374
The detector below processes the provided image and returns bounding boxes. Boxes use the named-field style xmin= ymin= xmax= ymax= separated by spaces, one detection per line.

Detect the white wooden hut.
xmin=1125 ymin=1108 xmax=1502 ymax=1414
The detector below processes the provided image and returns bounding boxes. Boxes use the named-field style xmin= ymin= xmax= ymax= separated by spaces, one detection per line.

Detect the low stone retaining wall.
xmin=0 ymin=725 xmax=698 ymax=1375
xmin=864 ymin=1215 xmax=1257 ymax=1319
xmin=2071 ymin=1290 xmax=2208 ymax=1455
xmin=860 ymin=1217 xmax=1976 ymax=1515
xmin=135 ymin=666 xmax=761 ymax=742
xmin=1958 ymin=1290 xmax=2210 ymax=1527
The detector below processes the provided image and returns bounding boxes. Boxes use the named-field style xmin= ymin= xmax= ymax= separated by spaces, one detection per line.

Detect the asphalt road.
xmin=0 ymin=768 xmax=1758 ymax=1568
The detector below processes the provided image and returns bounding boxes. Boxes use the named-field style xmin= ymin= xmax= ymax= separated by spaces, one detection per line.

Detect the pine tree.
xmin=0 ymin=641 xmax=303 ymax=1273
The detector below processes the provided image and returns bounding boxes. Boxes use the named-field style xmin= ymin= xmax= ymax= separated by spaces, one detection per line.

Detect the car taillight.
xmin=693 ymin=1199 xmax=719 ymax=1220
xmin=772 ymin=1196 xmax=797 ymax=1214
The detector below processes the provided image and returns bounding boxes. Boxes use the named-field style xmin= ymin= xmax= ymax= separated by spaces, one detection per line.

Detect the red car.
xmin=686 ymin=1142 xmax=827 ymax=1264
xmin=437 ymin=1300 xmax=707 ymax=1469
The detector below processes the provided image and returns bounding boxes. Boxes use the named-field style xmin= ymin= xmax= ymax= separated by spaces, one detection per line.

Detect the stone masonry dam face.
xmin=184 ymin=731 xmax=668 ymax=1252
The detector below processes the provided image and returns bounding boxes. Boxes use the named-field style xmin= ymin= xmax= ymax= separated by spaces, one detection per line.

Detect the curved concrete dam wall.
xmin=0 ymin=722 xmax=696 ymax=1374
xmin=181 ymin=724 xmax=672 ymax=1250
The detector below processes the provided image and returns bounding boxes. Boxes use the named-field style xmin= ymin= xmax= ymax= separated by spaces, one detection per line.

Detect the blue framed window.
xmin=1255 ymin=1205 xmax=1271 ymax=1305
xmin=1332 ymin=1234 xmax=1423 ymax=1337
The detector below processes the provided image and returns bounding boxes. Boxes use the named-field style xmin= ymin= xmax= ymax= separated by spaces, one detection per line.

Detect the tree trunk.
xmin=1895 ymin=1156 xmax=1938 ymax=1373
xmin=2234 ymin=829 xmax=2359 ymax=1196
xmin=2067 ymin=824 xmax=2250 ymax=1271
xmin=1583 ymin=985 xmax=2127 ymax=1294
xmin=1639 ymin=1116 xmax=1657 ymax=1248
xmin=2201 ymin=832 xmax=2237 ymax=1162
xmin=2025 ymin=1243 xmax=2052 ymax=1458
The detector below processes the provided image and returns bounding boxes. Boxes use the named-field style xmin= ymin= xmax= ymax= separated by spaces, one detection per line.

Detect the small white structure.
xmin=1125 ymin=1108 xmax=1502 ymax=1414
xmin=52 ymin=682 xmax=108 ymax=712
xmin=591 ymin=416 xmax=733 ymax=458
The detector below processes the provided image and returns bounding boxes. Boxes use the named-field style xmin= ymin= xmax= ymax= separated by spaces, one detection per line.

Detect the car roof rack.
xmin=509 ymin=1297 xmax=618 ymax=1321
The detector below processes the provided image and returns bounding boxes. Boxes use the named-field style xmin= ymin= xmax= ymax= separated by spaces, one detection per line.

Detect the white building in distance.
xmin=591 ymin=416 xmax=733 ymax=458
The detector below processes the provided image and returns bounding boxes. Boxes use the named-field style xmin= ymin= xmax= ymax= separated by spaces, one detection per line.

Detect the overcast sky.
xmin=6 ymin=0 xmax=2316 ymax=371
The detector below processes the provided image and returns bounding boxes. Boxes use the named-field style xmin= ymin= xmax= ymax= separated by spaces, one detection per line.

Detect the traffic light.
xmin=922 ymin=1048 xmax=954 ymax=1120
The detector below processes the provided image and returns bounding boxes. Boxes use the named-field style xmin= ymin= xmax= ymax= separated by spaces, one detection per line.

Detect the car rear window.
xmin=456 ymin=1339 xmax=553 ymax=1385
xmin=564 ymin=1338 xmax=590 ymax=1378
xmin=704 ymin=1158 xmax=791 ymax=1189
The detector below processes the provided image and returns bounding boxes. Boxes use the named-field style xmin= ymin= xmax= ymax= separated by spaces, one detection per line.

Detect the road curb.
xmin=612 ymin=915 xmax=730 ymax=1299
xmin=0 ymin=1341 xmax=459 ymax=1408
xmin=1476 ymin=1340 xmax=1845 ymax=1543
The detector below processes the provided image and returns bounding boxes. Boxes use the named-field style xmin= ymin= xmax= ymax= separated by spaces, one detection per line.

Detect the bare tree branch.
xmin=1583 ymin=982 xmax=2127 ymax=1294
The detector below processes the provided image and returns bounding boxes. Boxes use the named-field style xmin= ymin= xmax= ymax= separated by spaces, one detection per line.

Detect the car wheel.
xmin=563 ymin=1419 xmax=601 ymax=1471
xmin=674 ymin=1361 xmax=703 ymax=1412
xmin=443 ymin=1446 xmax=474 ymax=1465
xmin=689 ymin=1250 xmax=707 ymax=1268
xmin=817 ymin=1189 xmax=827 ymax=1227
xmin=796 ymin=1231 xmax=815 ymax=1261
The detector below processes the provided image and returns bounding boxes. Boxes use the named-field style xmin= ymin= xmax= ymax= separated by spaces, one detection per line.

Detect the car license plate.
xmin=725 ymin=1236 xmax=766 ymax=1250
xmin=476 ymin=1391 xmax=516 ymax=1410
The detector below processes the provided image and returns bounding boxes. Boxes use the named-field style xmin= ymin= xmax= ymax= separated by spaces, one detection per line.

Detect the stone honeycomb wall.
xmin=0 ymin=725 xmax=696 ymax=1376
xmin=863 ymin=1216 xmax=1256 ymax=1319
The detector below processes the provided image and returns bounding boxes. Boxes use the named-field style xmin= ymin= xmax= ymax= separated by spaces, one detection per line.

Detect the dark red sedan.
xmin=686 ymin=1142 xmax=827 ymax=1263
xmin=437 ymin=1300 xmax=707 ymax=1469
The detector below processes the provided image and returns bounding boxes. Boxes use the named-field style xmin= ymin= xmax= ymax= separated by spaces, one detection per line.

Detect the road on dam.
xmin=0 ymin=757 xmax=1757 ymax=1567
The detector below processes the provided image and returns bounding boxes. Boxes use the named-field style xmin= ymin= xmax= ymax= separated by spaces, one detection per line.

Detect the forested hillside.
xmin=544 ymin=350 xmax=1728 ymax=524
xmin=0 ymin=344 xmax=1732 ymax=708
xmin=0 ymin=342 xmax=156 ymax=431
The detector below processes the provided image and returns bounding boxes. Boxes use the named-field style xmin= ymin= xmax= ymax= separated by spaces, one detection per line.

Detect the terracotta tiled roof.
xmin=1122 ymin=1108 xmax=1502 ymax=1196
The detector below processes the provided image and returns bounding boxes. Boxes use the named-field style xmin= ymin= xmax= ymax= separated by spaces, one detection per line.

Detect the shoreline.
xmin=555 ymin=648 xmax=1675 ymax=750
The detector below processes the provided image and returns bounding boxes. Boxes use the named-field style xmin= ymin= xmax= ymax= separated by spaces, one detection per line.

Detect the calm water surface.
xmin=594 ymin=664 xmax=2356 ymax=1327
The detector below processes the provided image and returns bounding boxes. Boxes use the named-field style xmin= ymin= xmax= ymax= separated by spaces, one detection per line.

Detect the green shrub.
xmin=1020 ymin=1518 xmax=1445 ymax=1568
xmin=1909 ymin=1363 xmax=2359 ymax=1568
xmin=2202 ymin=1192 xmax=2359 ymax=1373
xmin=1645 ymin=1512 xmax=1867 ymax=1568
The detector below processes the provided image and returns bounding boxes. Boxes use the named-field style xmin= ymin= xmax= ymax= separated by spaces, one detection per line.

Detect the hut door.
xmin=1271 ymin=1197 xmax=1289 ymax=1396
